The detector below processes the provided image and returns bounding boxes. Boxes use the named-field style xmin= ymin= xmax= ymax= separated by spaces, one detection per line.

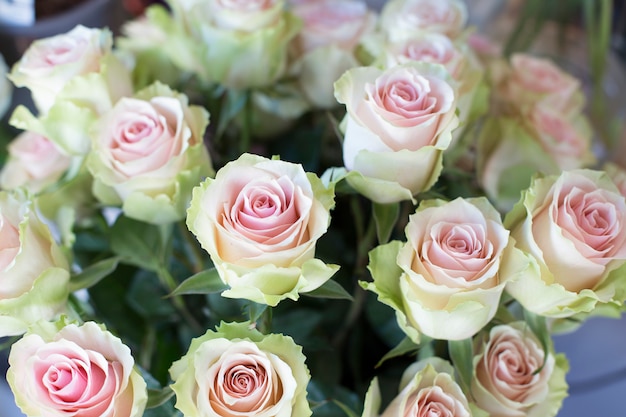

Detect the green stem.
xmin=240 ymin=90 xmax=252 ymax=154
xmin=139 ymin=323 xmax=156 ymax=371
xmin=158 ymin=267 xmax=203 ymax=334
xmin=178 ymin=221 xmax=205 ymax=274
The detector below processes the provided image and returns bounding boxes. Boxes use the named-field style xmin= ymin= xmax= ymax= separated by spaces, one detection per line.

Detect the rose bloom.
xmin=186 ymin=153 xmax=338 ymax=306
xmin=472 ymin=322 xmax=569 ymax=417
xmin=334 ymin=62 xmax=459 ymax=203
xmin=364 ymin=197 xmax=527 ymax=341
xmin=504 ymin=169 xmax=626 ymax=317
xmin=0 ymin=131 xmax=71 ymax=193
xmin=169 ymin=321 xmax=311 ymax=417
xmin=492 ymin=53 xmax=584 ymax=117
xmin=8 ymin=25 xmax=112 ymax=114
xmin=362 ymin=359 xmax=472 ymax=417
xmin=0 ymin=189 xmax=70 ymax=337
xmin=379 ymin=0 xmax=468 ymax=41
xmin=87 ymin=82 xmax=213 ymax=225
xmin=7 ymin=320 xmax=147 ymax=417
xmin=289 ymin=0 xmax=376 ymax=108
xmin=528 ymin=102 xmax=595 ymax=171
xmin=173 ymin=0 xmax=300 ymax=89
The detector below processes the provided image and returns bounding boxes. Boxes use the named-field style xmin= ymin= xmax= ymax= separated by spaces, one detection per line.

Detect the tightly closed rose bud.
xmin=471 ymin=322 xmax=569 ymax=417
xmin=169 ymin=321 xmax=311 ymax=417
xmin=186 ymin=153 xmax=338 ymax=306
xmin=362 ymin=358 xmax=473 ymax=417
xmin=379 ymin=0 xmax=468 ymax=41
xmin=334 ymin=62 xmax=459 ymax=203
xmin=0 ymin=189 xmax=70 ymax=337
xmin=504 ymin=169 xmax=626 ymax=318
xmin=364 ymin=197 xmax=528 ymax=341
xmin=0 ymin=131 xmax=71 ymax=193
xmin=7 ymin=320 xmax=147 ymax=417
xmin=87 ymin=82 xmax=213 ymax=225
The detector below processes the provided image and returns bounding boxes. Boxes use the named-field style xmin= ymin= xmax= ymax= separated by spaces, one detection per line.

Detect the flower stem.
xmin=157 ymin=266 xmax=203 ymax=334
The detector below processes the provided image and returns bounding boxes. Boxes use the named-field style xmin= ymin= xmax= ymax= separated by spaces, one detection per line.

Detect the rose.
xmin=528 ymin=102 xmax=595 ymax=171
xmin=289 ymin=0 xmax=376 ymax=108
xmin=362 ymin=358 xmax=472 ymax=417
xmin=471 ymin=322 xmax=569 ymax=417
xmin=379 ymin=0 xmax=468 ymax=41
xmin=504 ymin=169 xmax=626 ymax=318
xmin=169 ymin=321 xmax=311 ymax=417
xmin=187 ymin=153 xmax=338 ymax=306
xmin=173 ymin=0 xmax=300 ymax=89
xmin=87 ymin=82 xmax=213 ymax=225
xmin=8 ymin=25 xmax=112 ymax=114
xmin=492 ymin=53 xmax=584 ymax=117
xmin=6 ymin=319 xmax=147 ymax=417
xmin=363 ymin=197 xmax=527 ymax=341
xmin=0 ymin=189 xmax=70 ymax=337
xmin=0 ymin=131 xmax=71 ymax=193
xmin=334 ymin=61 xmax=459 ymax=203
xmin=0 ymin=53 xmax=11 ymax=120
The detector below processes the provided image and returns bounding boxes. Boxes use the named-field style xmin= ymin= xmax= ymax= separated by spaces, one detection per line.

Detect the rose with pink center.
xmin=9 ymin=25 xmax=111 ymax=113
xmin=364 ymin=197 xmax=527 ymax=342
xmin=187 ymin=153 xmax=338 ymax=306
xmin=505 ymin=169 xmax=626 ymax=317
xmin=0 ymin=131 xmax=71 ymax=193
xmin=7 ymin=320 xmax=146 ymax=417
xmin=169 ymin=322 xmax=311 ymax=417
xmin=335 ymin=62 xmax=458 ymax=202
xmin=380 ymin=0 xmax=468 ymax=41
xmin=471 ymin=322 xmax=568 ymax=417
xmin=87 ymin=82 xmax=212 ymax=225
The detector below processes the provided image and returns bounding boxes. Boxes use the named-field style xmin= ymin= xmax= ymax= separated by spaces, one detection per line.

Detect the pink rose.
xmin=472 ymin=322 xmax=568 ymax=417
xmin=87 ymin=82 xmax=212 ymax=224
xmin=6 ymin=320 xmax=147 ymax=417
xmin=186 ymin=153 xmax=338 ymax=306
xmin=8 ymin=25 xmax=112 ymax=113
xmin=528 ymin=103 xmax=595 ymax=170
xmin=0 ymin=131 xmax=71 ymax=193
xmin=334 ymin=62 xmax=458 ymax=202
xmin=364 ymin=197 xmax=527 ymax=342
xmin=505 ymin=169 xmax=626 ymax=317
xmin=380 ymin=0 xmax=468 ymax=41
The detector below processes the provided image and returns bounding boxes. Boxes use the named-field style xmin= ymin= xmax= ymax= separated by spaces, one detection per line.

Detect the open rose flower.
xmin=472 ymin=322 xmax=569 ymax=417
xmin=6 ymin=319 xmax=147 ymax=417
xmin=0 ymin=189 xmax=70 ymax=337
xmin=169 ymin=321 xmax=311 ymax=417
xmin=379 ymin=0 xmax=468 ymax=41
xmin=87 ymin=82 xmax=213 ymax=225
xmin=186 ymin=153 xmax=338 ymax=306
xmin=8 ymin=25 xmax=111 ymax=114
xmin=491 ymin=53 xmax=584 ymax=117
xmin=363 ymin=197 xmax=528 ymax=341
xmin=362 ymin=358 xmax=473 ymax=417
xmin=504 ymin=169 xmax=626 ymax=318
xmin=0 ymin=131 xmax=72 ymax=193
xmin=289 ymin=0 xmax=376 ymax=108
xmin=334 ymin=61 xmax=459 ymax=203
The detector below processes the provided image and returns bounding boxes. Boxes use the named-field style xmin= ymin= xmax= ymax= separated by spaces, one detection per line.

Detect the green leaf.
xmin=147 ymin=386 xmax=175 ymax=409
xmin=127 ymin=271 xmax=177 ymax=319
xmin=448 ymin=338 xmax=475 ymax=399
xmin=245 ymin=301 xmax=268 ymax=323
xmin=110 ymin=216 xmax=164 ymax=271
xmin=69 ymin=256 xmax=121 ymax=292
xmin=169 ymin=268 xmax=228 ymax=296
xmin=331 ymin=400 xmax=359 ymax=417
xmin=216 ymin=89 xmax=247 ymax=140
xmin=523 ymin=307 xmax=550 ymax=374
xmin=372 ymin=202 xmax=400 ymax=244
xmin=376 ymin=336 xmax=420 ymax=368
xmin=303 ymin=280 xmax=353 ymax=301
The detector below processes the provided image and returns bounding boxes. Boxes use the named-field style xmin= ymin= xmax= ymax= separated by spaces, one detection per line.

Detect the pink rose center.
xmin=404 ymin=386 xmax=462 ymax=417
xmin=224 ymin=363 xmax=266 ymax=397
xmin=371 ymin=74 xmax=438 ymax=120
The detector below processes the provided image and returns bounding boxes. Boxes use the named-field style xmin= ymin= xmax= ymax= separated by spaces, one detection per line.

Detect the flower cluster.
xmin=0 ymin=1 xmax=624 ymax=417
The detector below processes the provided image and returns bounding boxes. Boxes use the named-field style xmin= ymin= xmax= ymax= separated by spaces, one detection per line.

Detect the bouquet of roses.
xmin=0 ymin=0 xmax=624 ymax=416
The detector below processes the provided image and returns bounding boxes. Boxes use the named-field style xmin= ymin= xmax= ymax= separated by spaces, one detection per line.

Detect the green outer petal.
xmin=361 ymin=378 xmax=382 ymax=417
xmin=345 ymin=170 xmax=415 ymax=204
xmin=363 ymin=241 xmax=421 ymax=343
xmin=0 ymin=266 xmax=70 ymax=336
